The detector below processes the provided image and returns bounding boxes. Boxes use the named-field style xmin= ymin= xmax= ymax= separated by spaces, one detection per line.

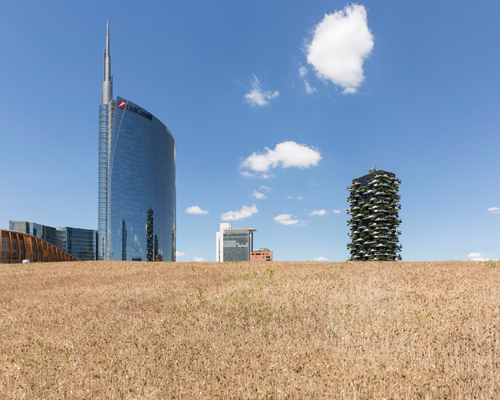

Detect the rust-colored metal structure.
xmin=0 ymin=229 xmax=79 ymax=263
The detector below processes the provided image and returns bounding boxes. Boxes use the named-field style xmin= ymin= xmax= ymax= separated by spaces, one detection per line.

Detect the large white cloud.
xmin=305 ymin=3 xmax=374 ymax=94
xmin=221 ymin=204 xmax=258 ymax=221
xmin=314 ymin=256 xmax=328 ymax=261
xmin=245 ymin=74 xmax=279 ymax=106
xmin=241 ymin=141 xmax=321 ymax=175
xmin=488 ymin=207 xmax=500 ymax=214
xmin=176 ymin=251 xmax=186 ymax=257
xmin=194 ymin=257 xmax=205 ymax=262
xmin=274 ymin=214 xmax=299 ymax=225
xmin=186 ymin=206 xmax=209 ymax=214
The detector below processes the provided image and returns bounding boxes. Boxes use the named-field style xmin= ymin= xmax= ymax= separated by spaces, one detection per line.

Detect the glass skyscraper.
xmin=98 ymin=22 xmax=176 ymax=261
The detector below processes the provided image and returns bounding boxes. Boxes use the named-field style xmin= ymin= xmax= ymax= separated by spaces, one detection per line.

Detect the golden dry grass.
xmin=1 ymin=260 xmax=499 ymax=399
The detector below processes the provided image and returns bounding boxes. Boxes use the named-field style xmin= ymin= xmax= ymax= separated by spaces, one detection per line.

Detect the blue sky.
xmin=1 ymin=0 xmax=499 ymax=262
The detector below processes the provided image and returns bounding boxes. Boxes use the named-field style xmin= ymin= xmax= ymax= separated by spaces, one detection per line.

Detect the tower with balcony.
xmin=347 ymin=168 xmax=402 ymax=261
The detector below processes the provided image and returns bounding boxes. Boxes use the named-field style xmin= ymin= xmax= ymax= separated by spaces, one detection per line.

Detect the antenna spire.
xmin=101 ymin=20 xmax=113 ymax=104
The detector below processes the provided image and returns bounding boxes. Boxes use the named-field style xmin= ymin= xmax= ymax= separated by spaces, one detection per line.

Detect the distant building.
xmin=346 ymin=168 xmax=402 ymax=261
xmin=9 ymin=221 xmax=97 ymax=261
xmin=216 ymin=223 xmax=256 ymax=262
xmin=250 ymin=248 xmax=273 ymax=261
xmin=1 ymin=229 xmax=78 ymax=263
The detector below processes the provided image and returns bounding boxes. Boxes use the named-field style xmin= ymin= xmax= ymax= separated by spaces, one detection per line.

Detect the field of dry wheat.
xmin=1 ymin=260 xmax=499 ymax=399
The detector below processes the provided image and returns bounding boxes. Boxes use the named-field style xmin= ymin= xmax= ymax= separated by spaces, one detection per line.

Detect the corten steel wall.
xmin=0 ymin=230 xmax=79 ymax=264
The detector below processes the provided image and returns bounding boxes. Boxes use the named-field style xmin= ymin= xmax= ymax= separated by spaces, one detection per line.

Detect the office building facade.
xmin=347 ymin=168 xmax=402 ymax=261
xmin=98 ymin=22 xmax=176 ymax=261
xmin=250 ymin=248 xmax=273 ymax=261
xmin=8 ymin=220 xmax=97 ymax=261
xmin=216 ymin=223 xmax=256 ymax=262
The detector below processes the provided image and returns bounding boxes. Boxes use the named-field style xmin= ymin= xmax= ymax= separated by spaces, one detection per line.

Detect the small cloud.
xmin=304 ymin=80 xmax=317 ymax=94
xmin=488 ymin=207 xmax=500 ymax=214
xmin=185 ymin=206 xmax=209 ymax=214
xmin=221 ymin=204 xmax=258 ymax=221
xmin=314 ymin=256 xmax=327 ymax=261
xmin=241 ymin=171 xmax=254 ymax=178
xmin=310 ymin=209 xmax=326 ymax=216
xmin=467 ymin=252 xmax=489 ymax=261
xmin=194 ymin=257 xmax=205 ymax=262
xmin=333 ymin=209 xmax=341 ymax=214
xmin=259 ymin=185 xmax=273 ymax=191
xmin=252 ymin=190 xmax=266 ymax=199
xmin=287 ymin=196 xmax=294 ymax=199
xmin=305 ymin=3 xmax=374 ymax=94
xmin=245 ymin=74 xmax=279 ymax=106
xmin=298 ymin=196 xmax=304 ymax=200
xmin=298 ymin=66 xmax=317 ymax=94
xmin=311 ymin=183 xmax=318 ymax=186
xmin=297 ymin=220 xmax=308 ymax=226
xmin=241 ymin=141 xmax=322 ymax=176
xmin=176 ymin=251 xmax=186 ymax=257
xmin=274 ymin=214 xmax=299 ymax=226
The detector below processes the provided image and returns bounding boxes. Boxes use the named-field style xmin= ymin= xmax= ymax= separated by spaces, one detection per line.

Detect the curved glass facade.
xmin=99 ymin=97 xmax=176 ymax=261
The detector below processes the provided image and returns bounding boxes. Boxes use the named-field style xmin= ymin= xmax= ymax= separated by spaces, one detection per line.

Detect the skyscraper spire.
xmin=101 ymin=20 xmax=113 ymax=104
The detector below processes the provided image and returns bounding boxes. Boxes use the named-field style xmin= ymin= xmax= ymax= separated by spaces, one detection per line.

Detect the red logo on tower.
xmin=118 ymin=101 xmax=126 ymax=109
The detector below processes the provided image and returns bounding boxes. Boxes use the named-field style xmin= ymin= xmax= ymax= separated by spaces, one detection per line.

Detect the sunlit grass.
xmin=1 ymin=260 xmax=499 ymax=398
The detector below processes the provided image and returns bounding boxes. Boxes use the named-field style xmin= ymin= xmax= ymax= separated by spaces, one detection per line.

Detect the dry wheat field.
xmin=1 ymin=260 xmax=499 ymax=399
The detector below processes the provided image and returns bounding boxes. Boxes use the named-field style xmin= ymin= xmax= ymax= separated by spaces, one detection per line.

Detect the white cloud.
xmin=252 ymin=190 xmax=266 ymax=199
xmin=244 ymin=74 xmax=279 ymax=106
xmin=298 ymin=66 xmax=317 ymax=94
xmin=467 ymin=252 xmax=489 ymax=261
xmin=274 ymin=214 xmax=299 ymax=226
xmin=310 ymin=209 xmax=326 ymax=216
xmin=287 ymin=196 xmax=294 ymax=199
xmin=259 ymin=185 xmax=273 ymax=191
xmin=305 ymin=4 xmax=374 ymax=94
xmin=241 ymin=141 xmax=322 ymax=175
xmin=333 ymin=209 xmax=341 ymax=214
xmin=488 ymin=207 xmax=500 ymax=214
xmin=298 ymin=196 xmax=304 ymax=200
xmin=194 ymin=257 xmax=205 ymax=262
xmin=221 ymin=204 xmax=258 ymax=221
xmin=304 ymin=80 xmax=317 ymax=94
xmin=185 ymin=206 xmax=209 ymax=214
xmin=176 ymin=251 xmax=186 ymax=257
xmin=314 ymin=256 xmax=328 ymax=261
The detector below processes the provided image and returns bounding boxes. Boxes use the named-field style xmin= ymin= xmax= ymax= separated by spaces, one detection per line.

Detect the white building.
xmin=216 ymin=223 xmax=256 ymax=262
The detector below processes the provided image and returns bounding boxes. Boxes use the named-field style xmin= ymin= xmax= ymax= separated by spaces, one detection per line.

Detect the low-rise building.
xmin=250 ymin=248 xmax=273 ymax=261
xmin=9 ymin=220 xmax=98 ymax=261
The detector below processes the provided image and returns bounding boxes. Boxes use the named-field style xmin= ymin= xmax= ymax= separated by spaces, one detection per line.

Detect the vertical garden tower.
xmin=347 ymin=168 xmax=402 ymax=261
